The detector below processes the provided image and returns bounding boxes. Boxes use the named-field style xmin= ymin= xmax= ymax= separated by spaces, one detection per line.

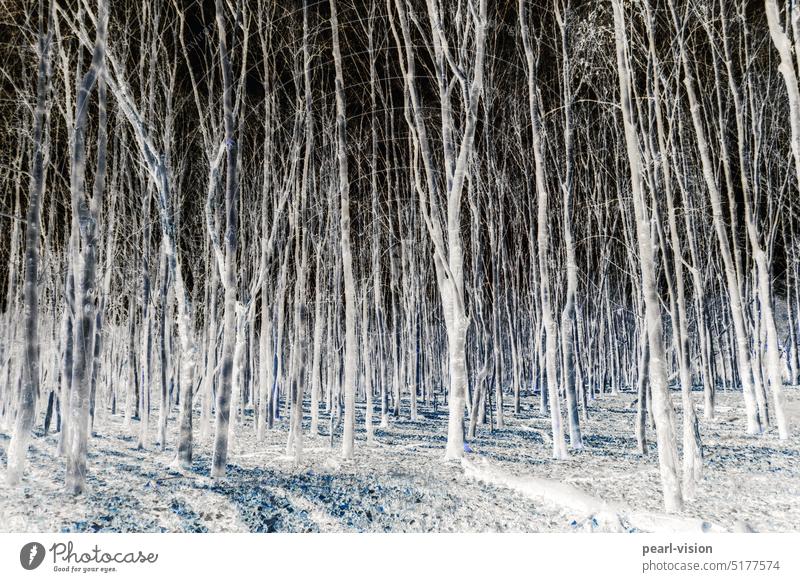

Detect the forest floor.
xmin=1 ymin=385 xmax=799 ymax=533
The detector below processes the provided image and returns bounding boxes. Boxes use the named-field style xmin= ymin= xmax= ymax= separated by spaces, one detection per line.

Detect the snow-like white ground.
xmin=1 ymin=386 xmax=798 ymax=533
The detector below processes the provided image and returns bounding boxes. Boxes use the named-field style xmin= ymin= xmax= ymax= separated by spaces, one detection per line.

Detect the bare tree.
xmin=6 ymin=0 xmax=53 ymax=486
xmin=211 ymin=0 xmax=239 ymax=479
xmin=612 ymin=0 xmax=682 ymax=513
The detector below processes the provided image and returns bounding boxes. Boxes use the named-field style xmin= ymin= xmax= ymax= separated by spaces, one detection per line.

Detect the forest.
xmin=0 ymin=0 xmax=799 ymax=533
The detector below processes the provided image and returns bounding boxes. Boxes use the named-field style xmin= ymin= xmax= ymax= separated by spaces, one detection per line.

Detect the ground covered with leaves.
xmin=1 ymin=386 xmax=798 ymax=533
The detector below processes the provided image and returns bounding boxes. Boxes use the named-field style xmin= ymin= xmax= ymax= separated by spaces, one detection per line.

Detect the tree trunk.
xmin=613 ymin=0 xmax=683 ymax=513
xmin=6 ymin=0 xmax=52 ymax=485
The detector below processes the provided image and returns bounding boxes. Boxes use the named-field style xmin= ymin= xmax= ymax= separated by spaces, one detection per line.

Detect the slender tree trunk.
xmin=556 ymin=0 xmax=582 ymax=450
xmin=670 ymin=0 xmax=761 ymax=435
xmin=66 ymin=0 xmax=108 ymax=495
xmin=613 ymin=0 xmax=682 ymax=513
xmin=520 ymin=0 xmax=567 ymax=460
xmin=211 ymin=0 xmax=239 ymax=479
xmin=6 ymin=0 xmax=52 ymax=485
xmin=330 ymin=0 xmax=358 ymax=461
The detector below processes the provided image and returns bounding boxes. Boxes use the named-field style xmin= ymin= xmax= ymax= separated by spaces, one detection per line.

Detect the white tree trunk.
xmin=211 ymin=0 xmax=239 ymax=479
xmin=6 ymin=1 xmax=51 ymax=485
xmin=613 ymin=0 xmax=683 ymax=513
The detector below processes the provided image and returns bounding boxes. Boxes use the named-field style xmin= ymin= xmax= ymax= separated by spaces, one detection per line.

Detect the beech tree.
xmin=612 ymin=0 xmax=682 ymax=512
xmin=5 ymin=0 xmax=52 ymax=486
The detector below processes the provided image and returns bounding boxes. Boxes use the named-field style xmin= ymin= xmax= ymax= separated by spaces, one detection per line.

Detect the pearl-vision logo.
xmin=20 ymin=542 xmax=46 ymax=570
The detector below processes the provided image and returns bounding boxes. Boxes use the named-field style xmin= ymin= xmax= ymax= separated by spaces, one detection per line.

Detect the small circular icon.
xmin=20 ymin=542 xmax=46 ymax=570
